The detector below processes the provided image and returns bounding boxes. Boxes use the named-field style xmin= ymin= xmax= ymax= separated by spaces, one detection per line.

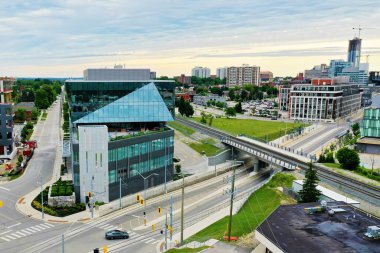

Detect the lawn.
xmin=166 ymin=246 xmax=209 ymax=253
xmin=189 ymin=138 xmax=222 ymax=156
xmin=168 ymin=121 xmax=195 ymax=137
xmin=191 ymin=117 xmax=304 ymax=141
xmin=186 ymin=173 xmax=296 ymax=243
xmin=323 ymin=163 xmax=380 ymax=182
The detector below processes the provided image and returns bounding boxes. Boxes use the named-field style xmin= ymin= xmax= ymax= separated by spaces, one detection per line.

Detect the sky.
xmin=1 ymin=0 xmax=380 ymax=78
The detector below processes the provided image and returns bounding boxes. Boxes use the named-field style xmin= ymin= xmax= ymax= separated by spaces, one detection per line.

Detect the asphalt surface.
xmin=0 ymin=98 xmax=78 ymax=253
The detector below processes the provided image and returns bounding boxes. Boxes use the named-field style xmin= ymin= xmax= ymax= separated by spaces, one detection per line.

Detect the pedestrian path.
xmin=0 ymin=223 xmax=55 ymax=242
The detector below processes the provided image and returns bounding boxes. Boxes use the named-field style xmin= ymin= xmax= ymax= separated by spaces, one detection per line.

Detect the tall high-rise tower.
xmin=347 ymin=37 xmax=362 ymax=67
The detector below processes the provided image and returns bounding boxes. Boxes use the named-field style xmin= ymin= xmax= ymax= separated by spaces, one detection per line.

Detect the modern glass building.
xmin=65 ymin=80 xmax=176 ymax=203
xmin=357 ymin=108 xmax=380 ymax=154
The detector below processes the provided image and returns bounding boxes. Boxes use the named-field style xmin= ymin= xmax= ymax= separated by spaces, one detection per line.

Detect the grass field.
xmin=186 ymin=173 xmax=296 ymax=243
xmin=166 ymin=246 xmax=209 ymax=253
xmin=189 ymin=138 xmax=222 ymax=156
xmin=191 ymin=117 xmax=304 ymax=141
xmin=168 ymin=121 xmax=195 ymax=137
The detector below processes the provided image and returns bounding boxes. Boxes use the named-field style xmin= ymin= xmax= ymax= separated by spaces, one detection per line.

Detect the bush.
xmin=336 ymin=147 xmax=360 ymax=170
xmin=266 ymin=173 xmax=296 ymax=188
xmin=325 ymin=152 xmax=334 ymax=163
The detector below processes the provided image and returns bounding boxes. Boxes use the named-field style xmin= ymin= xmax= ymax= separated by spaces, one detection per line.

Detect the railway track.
xmin=176 ymin=117 xmax=380 ymax=202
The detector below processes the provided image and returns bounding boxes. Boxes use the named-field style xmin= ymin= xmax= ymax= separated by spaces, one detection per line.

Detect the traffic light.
xmin=85 ymin=196 xmax=89 ymax=204
xmin=103 ymin=246 xmax=108 ymax=253
xmin=160 ymin=230 xmax=163 ymax=234
xmin=152 ymin=224 xmax=156 ymax=231
xmin=136 ymin=195 xmax=140 ymax=202
xmin=140 ymin=199 xmax=144 ymax=205
xmin=88 ymin=192 xmax=92 ymax=198
xmin=0 ymin=200 xmax=3 ymax=208
xmin=158 ymin=207 xmax=162 ymax=214
xmin=168 ymin=225 xmax=173 ymax=235
xmin=143 ymin=211 xmax=146 ymax=216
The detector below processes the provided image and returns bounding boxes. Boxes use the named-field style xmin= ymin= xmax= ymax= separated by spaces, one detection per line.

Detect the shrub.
xmin=336 ymin=147 xmax=360 ymax=171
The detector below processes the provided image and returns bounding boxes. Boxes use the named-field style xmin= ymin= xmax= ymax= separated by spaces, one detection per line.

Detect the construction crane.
xmin=352 ymin=25 xmax=375 ymax=38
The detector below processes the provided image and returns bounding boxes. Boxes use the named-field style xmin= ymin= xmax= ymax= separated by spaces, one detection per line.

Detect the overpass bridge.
xmin=176 ymin=117 xmax=380 ymax=206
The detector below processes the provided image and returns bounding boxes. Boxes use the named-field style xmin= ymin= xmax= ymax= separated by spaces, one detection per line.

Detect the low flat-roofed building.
xmin=255 ymin=202 xmax=380 ymax=253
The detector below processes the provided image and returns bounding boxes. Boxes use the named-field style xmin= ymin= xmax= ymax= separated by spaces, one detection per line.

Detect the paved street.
xmin=0 ymin=98 xmax=76 ymax=252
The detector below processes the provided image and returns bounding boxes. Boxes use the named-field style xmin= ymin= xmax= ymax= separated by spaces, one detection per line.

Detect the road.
xmin=26 ymin=169 xmax=269 ymax=253
xmin=0 ymin=98 xmax=78 ymax=252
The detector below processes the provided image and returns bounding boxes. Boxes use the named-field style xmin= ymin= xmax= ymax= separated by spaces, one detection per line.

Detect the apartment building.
xmin=289 ymin=78 xmax=362 ymax=122
xmin=0 ymin=77 xmax=15 ymax=159
xmin=191 ymin=66 xmax=210 ymax=78
xmin=227 ymin=64 xmax=260 ymax=86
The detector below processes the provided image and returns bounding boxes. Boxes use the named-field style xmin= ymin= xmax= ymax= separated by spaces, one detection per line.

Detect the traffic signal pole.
xmin=170 ymin=195 xmax=173 ymax=241
xmin=180 ymin=174 xmax=185 ymax=245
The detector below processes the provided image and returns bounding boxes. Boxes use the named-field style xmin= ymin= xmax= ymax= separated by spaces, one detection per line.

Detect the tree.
xmin=208 ymin=114 xmax=213 ymax=126
xmin=299 ymin=162 xmax=321 ymax=203
xmin=234 ymin=102 xmax=243 ymax=113
xmin=200 ymin=112 xmax=207 ymax=124
xmin=351 ymin=123 xmax=360 ymax=136
xmin=15 ymin=108 xmax=27 ymax=122
xmin=175 ymin=164 xmax=181 ymax=174
xmin=225 ymin=107 xmax=236 ymax=118
xmin=35 ymin=89 xmax=50 ymax=109
xmin=183 ymin=101 xmax=194 ymax=117
xmin=336 ymin=147 xmax=360 ymax=170
xmin=178 ymin=97 xmax=186 ymax=116
xmin=228 ymin=89 xmax=235 ymax=101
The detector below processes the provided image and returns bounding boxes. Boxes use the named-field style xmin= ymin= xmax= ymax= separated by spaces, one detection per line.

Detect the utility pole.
xmin=227 ymin=159 xmax=236 ymax=241
xmin=61 ymin=234 xmax=64 ymax=253
xmin=165 ymin=213 xmax=168 ymax=250
xmin=180 ymin=173 xmax=185 ymax=245
xmin=170 ymin=195 xmax=173 ymax=241
xmin=119 ymin=177 xmax=122 ymax=209
xmin=91 ymin=176 xmax=94 ymax=219
xmin=40 ymin=174 xmax=44 ymax=220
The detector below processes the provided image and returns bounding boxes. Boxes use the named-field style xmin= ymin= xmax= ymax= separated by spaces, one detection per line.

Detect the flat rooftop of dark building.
xmin=256 ymin=202 xmax=380 ymax=253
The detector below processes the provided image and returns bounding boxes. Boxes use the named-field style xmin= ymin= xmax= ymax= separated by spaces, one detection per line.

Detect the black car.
xmin=105 ymin=230 xmax=129 ymax=240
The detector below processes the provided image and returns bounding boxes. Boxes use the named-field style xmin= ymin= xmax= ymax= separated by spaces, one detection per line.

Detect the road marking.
xmin=132 ymin=215 xmax=140 ymax=218
xmin=0 ymin=186 xmax=9 ymax=191
xmin=151 ymin=240 xmax=160 ymax=244
xmin=25 ymin=228 xmax=38 ymax=233
xmin=20 ymin=230 xmax=32 ymax=235
xmin=44 ymin=223 xmax=54 ymax=227
xmin=4 ymin=235 xmax=16 ymax=240
xmin=128 ymin=231 xmax=136 ymax=236
xmin=145 ymin=238 xmax=155 ymax=244
xmin=34 ymin=225 xmax=47 ymax=230
xmin=10 ymin=233 xmax=21 ymax=238
xmin=15 ymin=231 xmax=27 ymax=237
xmin=7 ymin=223 xmax=21 ymax=229
xmin=0 ymin=237 xmax=11 ymax=242
xmin=39 ymin=224 xmax=52 ymax=229
xmin=0 ymin=230 xmax=12 ymax=236
xmin=30 ymin=227 xmax=41 ymax=232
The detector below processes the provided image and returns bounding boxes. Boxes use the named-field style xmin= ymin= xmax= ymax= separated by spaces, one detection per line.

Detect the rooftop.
xmin=256 ymin=202 xmax=380 ymax=253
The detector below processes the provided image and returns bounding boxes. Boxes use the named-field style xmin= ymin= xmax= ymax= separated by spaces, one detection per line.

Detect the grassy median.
xmin=186 ymin=173 xmax=296 ymax=243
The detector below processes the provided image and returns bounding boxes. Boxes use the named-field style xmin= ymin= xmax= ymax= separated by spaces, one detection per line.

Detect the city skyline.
xmin=1 ymin=0 xmax=380 ymax=77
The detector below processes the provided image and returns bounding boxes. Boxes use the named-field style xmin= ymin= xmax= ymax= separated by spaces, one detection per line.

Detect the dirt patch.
xmin=236 ymin=232 xmax=259 ymax=249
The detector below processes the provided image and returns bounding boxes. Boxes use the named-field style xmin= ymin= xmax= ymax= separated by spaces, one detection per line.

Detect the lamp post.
xmin=131 ymin=170 xmax=158 ymax=226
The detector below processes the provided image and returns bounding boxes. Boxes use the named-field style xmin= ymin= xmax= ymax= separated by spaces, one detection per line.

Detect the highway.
xmin=176 ymin=117 xmax=380 ymax=205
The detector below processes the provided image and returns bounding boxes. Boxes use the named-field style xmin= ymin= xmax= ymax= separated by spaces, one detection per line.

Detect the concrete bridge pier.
xmin=253 ymin=157 xmax=259 ymax=172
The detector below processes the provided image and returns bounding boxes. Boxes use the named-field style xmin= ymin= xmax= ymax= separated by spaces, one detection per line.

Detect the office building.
xmin=0 ymin=77 xmax=15 ymax=159
xmin=255 ymin=202 xmax=380 ymax=253
xmin=304 ymin=64 xmax=329 ymax=79
xmin=369 ymin=71 xmax=380 ymax=85
xmin=84 ymin=66 xmax=152 ymax=81
xmin=289 ymin=78 xmax=362 ymax=122
xmin=227 ymin=64 xmax=260 ymax=86
xmin=328 ymin=60 xmax=368 ymax=85
xmin=191 ymin=67 xmax=210 ymax=78
xmin=216 ymin=67 xmax=228 ymax=80
xmin=260 ymin=71 xmax=273 ymax=83
xmin=278 ymin=86 xmax=291 ymax=111
xmin=193 ymin=94 xmax=226 ymax=106
xmin=357 ymin=106 xmax=380 ymax=154
xmin=347 ymin=37 xmax=362 ymax=67
xmin=65 ymin=78 xmax=175 ymax=203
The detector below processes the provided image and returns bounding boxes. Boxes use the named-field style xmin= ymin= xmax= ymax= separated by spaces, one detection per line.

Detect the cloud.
xmin=0 ymin=0 xmax=380 ymax=77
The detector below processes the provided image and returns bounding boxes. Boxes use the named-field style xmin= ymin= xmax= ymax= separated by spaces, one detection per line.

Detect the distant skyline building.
xmin=304 ymin=64 xmax=329 ymax=79
xmin=328 ymin=59 xmax=368 ymax=85
xmin=227 ymin=64 xmax=260 ymax=86
xmin=216 ymin=67 xmax=228 ymax=80
xmin=347 ymin=37 xmax=362 ymax=67
xmin=175 ymin=74 xmax=192 ymax=85
xmin=260 ymin=71 xmax=273 ymax=83
xmin=84 ymin=65 xmax=153 ymax=81
xmin=191 ymin=66 xmax=210 ymax=78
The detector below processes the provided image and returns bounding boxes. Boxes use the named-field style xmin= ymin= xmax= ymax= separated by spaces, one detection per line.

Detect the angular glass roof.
xmin=74 ymin=83 xmax=174 ymax=124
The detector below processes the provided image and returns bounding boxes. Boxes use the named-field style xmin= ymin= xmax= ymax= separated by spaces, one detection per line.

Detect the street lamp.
xmin=131 ymin=170 xmax=158 ymax=226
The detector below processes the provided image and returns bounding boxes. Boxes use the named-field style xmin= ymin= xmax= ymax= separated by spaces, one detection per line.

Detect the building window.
xmin=109 ymin=170 xmax=117 ymax=183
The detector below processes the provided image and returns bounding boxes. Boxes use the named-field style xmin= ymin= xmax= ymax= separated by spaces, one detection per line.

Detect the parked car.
xmin=105 ymin=230 xmax=129 ymax=240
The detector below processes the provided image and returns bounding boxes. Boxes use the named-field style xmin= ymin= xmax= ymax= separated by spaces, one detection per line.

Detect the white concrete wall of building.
xmin=79 ymin=125 xmax=109 ymax=203
xmin=255 ymin=231 xmax=284 ymax=253
xmin=292 ymin=180 xmax=360 ymax=207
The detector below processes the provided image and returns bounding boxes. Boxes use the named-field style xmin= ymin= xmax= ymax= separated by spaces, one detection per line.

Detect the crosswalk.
xmin=0 ymin=223 xmax=55 ymax=242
